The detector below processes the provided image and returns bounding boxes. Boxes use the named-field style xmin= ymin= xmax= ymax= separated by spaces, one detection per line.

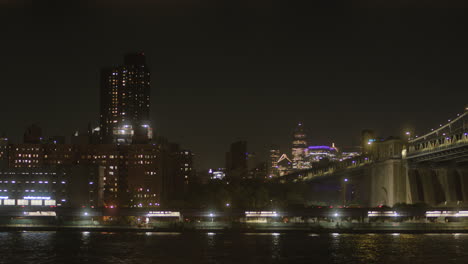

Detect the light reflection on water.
xmin=0 ymin=232 xmax=468 ymax=263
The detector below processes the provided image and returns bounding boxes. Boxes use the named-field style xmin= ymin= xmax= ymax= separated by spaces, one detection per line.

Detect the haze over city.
xmin=1 ymin=1 xmax=467 ymax=169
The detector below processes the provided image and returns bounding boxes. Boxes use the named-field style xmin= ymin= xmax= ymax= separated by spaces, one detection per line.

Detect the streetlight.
xmin=209 ymin=213 xmax=214 ymax=222
xmin=343 ymin=178 xmax=349 ymax=206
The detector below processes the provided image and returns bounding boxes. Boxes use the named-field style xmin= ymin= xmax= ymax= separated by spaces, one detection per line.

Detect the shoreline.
xmin=2 ymin=225 xmax=468 ymax=234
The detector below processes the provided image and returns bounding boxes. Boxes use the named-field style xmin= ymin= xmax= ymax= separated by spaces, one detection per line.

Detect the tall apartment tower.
xmin=291 ymin=122 xmax=308 ymax=169
xmin=100 ymin=53 xmax=152 ymax=144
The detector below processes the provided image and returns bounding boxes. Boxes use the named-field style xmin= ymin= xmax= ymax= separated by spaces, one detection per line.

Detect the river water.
xmin=1 ymin=231 xmax=468 ymax=263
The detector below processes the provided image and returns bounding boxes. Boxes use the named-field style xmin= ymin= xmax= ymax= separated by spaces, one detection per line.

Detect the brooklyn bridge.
xmin=281 ymin=107 xmax=468 ymax=207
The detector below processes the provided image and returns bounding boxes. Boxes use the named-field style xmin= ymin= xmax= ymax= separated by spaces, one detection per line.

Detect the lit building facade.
xmin=209 ymin=168 xmax=226 ymax=180
xmin=291 ymin=122 xmax=308 ymax=169
xmin=267 ymin=148 xmax=280 ymax=178
xmin=341 ymin=151 xmax=360 ymax=161
xmin=0 ymin=136 xmax=8 ymax=167
xmin=100 ymin=53 xmax=152 ymax=144
xmin=178 ymin=150 xmax=194 ymax=186
xmin=277 ymin=154 xmax=293 ymax=176
xmin=306 ymin=145 xmax=339 ymax=163
xmin=6 ymin=142 xmax=165 ymax=208
xmin=0 ymin=168 xmax=68 ymax=207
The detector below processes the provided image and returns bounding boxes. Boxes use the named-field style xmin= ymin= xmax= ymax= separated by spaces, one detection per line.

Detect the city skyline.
xmin=1 ymin=2 xmax=468 ymax=263
xmin=1 ymin=1 xmax=467 ymax=170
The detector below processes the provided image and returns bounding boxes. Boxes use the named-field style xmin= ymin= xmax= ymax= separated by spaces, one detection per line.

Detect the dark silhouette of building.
xmin=100 ymin=53 xmax=152 ymax=144
xmin=0 ymin=135 xmax=8 ymax=167
xmin=155 ymin=138 xmax=194 ymax=204
xmin=23 ymin=124 xmax=42 ymax=144
xmin=226 ymin=141 xmax=248 ymax=180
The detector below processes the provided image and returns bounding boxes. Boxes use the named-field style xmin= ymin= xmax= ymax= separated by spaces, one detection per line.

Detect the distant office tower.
xmin=291 ymin=122 xmax=308 ymax=169
xmin=361 ymin=129 xmax=376 ymax=154
xmin=226 ymin=141 xmax=248 ymax=180
xmin=267 ymin=148 xmax=280 ymax=178
xmin=100 ymin=53 xmax=152 ymax=144
xmin=277 ymin=153 xmax=293 ymax=176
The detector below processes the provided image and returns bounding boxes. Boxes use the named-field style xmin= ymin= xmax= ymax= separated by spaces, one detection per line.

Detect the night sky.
xmin=1 ymin=1 xmax=467 ymax=169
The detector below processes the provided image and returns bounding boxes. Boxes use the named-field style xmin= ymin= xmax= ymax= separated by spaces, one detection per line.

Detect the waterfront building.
xmin=4 ymin=140 xmax=190 ymax=208
xmin=0 ymin=166 xmax=103 ymax=208
xmin=0 ymin=168 xmax=69 ymax=207
xmin=100 ymin=53 xmax=152 ymax=144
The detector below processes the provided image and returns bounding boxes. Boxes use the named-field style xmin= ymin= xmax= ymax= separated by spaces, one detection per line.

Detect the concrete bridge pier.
xmin=368 ymin=159 xmax=407 ymax=207
xmin=407 ymin=167 xmax=468 ymax=207
xmin=419 ymin=169 xmax=441 ymax=206
xmin=456 ymin=168 xmax=468 ymax=202
xmin=407 ymin=169 xmax=421 ymax=204
xmin=407 ymin=168 xmax=445 ymax=206
xmin=434 ymin=168 xmax=462 ymax=205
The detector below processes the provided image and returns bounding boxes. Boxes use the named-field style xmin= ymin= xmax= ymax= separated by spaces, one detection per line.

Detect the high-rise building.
xmin=291 ymin=122 xmax=308 ymax=169
xmin=100 ymin=53 xmax=152 ymax=144
xmin=277 ymin=154 xmax=293 ymax=176
xmin=267 ymin=148 xmax=280 ymax=178
xmin=226 ymin=141 xmax=248 ymax=180
xmin=0 ymin=135 xmax=8 ymax=167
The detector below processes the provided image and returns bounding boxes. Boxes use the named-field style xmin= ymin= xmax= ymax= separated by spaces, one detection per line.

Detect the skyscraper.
xmin=100 ymin=53 xmax=152 ymax=144
xmin=267 ymin=147 xmax=280 ymax=178
xmin=291 ymin=122 xmax=308 ymax=169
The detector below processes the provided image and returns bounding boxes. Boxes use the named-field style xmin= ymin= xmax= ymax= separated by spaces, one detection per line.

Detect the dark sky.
xmin=0 ymin=0 xmax=467 ymax=169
